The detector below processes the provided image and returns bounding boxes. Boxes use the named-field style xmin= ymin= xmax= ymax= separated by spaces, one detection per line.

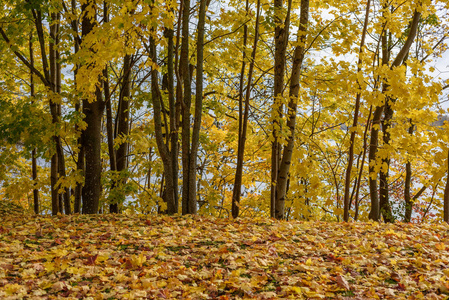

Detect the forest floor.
xmin=0 ymin=209 xmax=449 ymax=299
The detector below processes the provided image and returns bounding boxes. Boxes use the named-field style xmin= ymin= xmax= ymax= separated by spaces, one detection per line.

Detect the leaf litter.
xmin=1 ymin=213 xmax=449 ymax=299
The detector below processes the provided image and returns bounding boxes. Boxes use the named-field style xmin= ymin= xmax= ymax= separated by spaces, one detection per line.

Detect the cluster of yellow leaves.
xmin=1 ymin=212 xmax=449 ymax=299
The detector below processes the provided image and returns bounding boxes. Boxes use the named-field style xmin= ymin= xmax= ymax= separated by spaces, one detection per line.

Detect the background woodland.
xmin=1 ymin=0 xmax=449 ymax=223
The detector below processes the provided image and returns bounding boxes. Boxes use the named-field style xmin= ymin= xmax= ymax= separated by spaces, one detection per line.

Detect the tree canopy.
xmin=0 ymin=0 xmax=448 ymax=223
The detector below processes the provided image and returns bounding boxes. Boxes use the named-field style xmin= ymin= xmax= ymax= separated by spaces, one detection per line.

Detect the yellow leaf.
xmin=436 ymin=243 xmax=445 ymax=251
xmin=131 ymin=253 xmax=147 ymax=267
xmin=290 ymin=286 xmax=302 ymax=294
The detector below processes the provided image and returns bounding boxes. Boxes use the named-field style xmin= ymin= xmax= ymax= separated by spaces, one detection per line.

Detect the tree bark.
xmin=274 ymin=0 xmax=307 ymax=220
xmin=180 ymin=0 xmax=192 ymax=214
xmin=232 ymin=0 xmax=260 ymax=218
xmin=168 ymin=28 xmax=179 ymax=213
xmin=343 ymin=0 xmax=370 ymax=222
xmin=187 ymin=0 xmax=207 ymax=215
xmin=444 ymin=154 xmax=449 ymax=222
xmin=379 ymin=99 xmax=394 ymax=222
xmin=55 ymin=16 xmax=71 ymax=214
xmin=404 ymin=120 xmax=414 ymax=222
xmin=81 ymin=0 xmax=105 ymax=214
xmin=271 ymin=0 xmax=291 ymax=218
xmin=149 ymin=33 xmax=177 ymax=215
xmin=49 ymin=11 xmax=66 ymax=214
xmin=368 ymin=106 xmax=383 ymax=221
xmin=72 ymin=0 xmax=83 ymax=214
xmin=110 ymin=53 xmax=131 ymax=213
xmin=30 ymin=35 xmax=39 ymax=215
xmin=81 ymin=93 xmax=104 ymax=214
xmin=231 ymin=0 xmax=249 ymax=219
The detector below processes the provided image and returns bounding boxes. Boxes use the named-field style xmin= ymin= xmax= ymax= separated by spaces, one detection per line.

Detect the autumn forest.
xmin=1 ymin=0 xmax=449 ymax=223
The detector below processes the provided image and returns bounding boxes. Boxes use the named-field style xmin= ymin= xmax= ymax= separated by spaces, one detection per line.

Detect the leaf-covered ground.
xmin=1 ymin=213 xmax=449 ymax=299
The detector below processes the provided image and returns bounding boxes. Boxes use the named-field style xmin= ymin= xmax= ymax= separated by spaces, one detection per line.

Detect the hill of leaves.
xmin=0 ymin=212 xmax=449 ymax=299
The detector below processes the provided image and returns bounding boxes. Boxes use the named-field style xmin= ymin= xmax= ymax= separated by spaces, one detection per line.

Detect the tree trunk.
xmin=81 ymin=0 xmax=105 ymax=214
xmin=81 ymin=94 xmax=104 ymax=214
xmin=74 ymin=140 xmax=84 ymax=213
xmin=404 ymin=120 xmax=414 ymax=222
xmin=379 ymin=99 xmax=394 ymax=222
xmin=49 ymin=11 xmax=63 ymax=214
xmin=166 ymin=25 xmax=179 ymax=213
xmin=100 ymin=4 xmax=119 ymax=213
xmin=187 ymin=0 xmax=207 ymax=215
xmin=232 ymin=0 xmax=260 ymax=218
xmin=179 ymin=0 xmax=206 ymax=215
xmin=110 ymin=53 xmax=132 ymax=213
xmin=271 ymin=0 xmax=291 ymax=218
xmin=444 ymin=152 xmax=449 ymax=222
xmin=72 ymin=0 xmax=82 ymax=214
xmin=30 ymin=35 xmax=39 ymax=214
xmin=368 ymin=106 xmax=383 ymax=221
xmin=275 ymin=0 xmax=307 ymax=220
xmin=353 ymin=106 xmax=372 ymax=220
xmin=231 ymin=0 xmax=249 ymax=218
xmin=343 ymin=0 xmax=370 ymax=222
xmin=149 ymin=33 xmax=177 ymax=215
xmin=180 ymin=0 xmax=192 ymax=215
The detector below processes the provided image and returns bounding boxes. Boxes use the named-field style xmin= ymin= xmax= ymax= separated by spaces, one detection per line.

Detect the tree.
xmin=368 ymin=9 xmax=421 ymax=222
xmin=79 ymin=0 xmax=106 ymax=214
xmin=232 ymin=0 xmax=261 ymax=218
xmin=271 ymin=0 xmax=292 ymax=219
xmin=343 ymin=0 xmax=371 ymax=222
xmin=273 ymin=0 xmax=309 ymax=220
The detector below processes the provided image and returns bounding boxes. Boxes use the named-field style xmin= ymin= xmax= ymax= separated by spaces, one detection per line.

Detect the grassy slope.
xmin=1 ymin=212 xmax=449 ymax=299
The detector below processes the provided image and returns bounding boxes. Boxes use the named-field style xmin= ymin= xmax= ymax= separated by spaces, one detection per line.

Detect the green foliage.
xmin=0 ymin=97 xmax=52 ymax=156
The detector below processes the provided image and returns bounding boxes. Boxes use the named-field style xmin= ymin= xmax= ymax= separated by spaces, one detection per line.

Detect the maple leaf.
xmin=85 ymin=254 xmax=98 ymax=266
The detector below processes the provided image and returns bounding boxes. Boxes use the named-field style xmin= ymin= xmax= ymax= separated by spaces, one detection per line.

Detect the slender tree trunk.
xmin=110 ymin=53 xmax=131 ymax=213
xmin=72 ymin=0 xmax=82 ymax=214
xmin=30 ymin=35 xmax=39 ymax=214
xmin=271 ymin=0 xmax=291 ymax=218
xmin=353 ymin=106 xmax=372 ymax=220
xmin=404 ymin=120 xmax=414 ymax=222
xmin=56 ymin=17 xmax=71 ymax=214
xmin=49 ymin=11 xmax=62 ymax=214
xmin=179 ymin=0 xmax=206 ymax=214
xmin=149 ymin=33 xmax=177 ymax=214
xmin=275 ymin=0 xmax=307 ymax=220
xmin=100 ymin=3 xmax=118 ymax=213
xmin=165 ymin=21 xmax=179 ymax=212
xmin=74 ymin=137 xmax=84 ymax=213
xmin=232 ymin=0 xmax=260 ymax=218
xmin=444 ymin=151 xmax=449 ymax=223
xmin=343 ymin=0 xmax=370 ymax=222
xmin=231 ymin=0 xmax=249 ymax=218
xmin=180 ymin=0 xmax=192 ymax=214
xmin=174 ymin=0 xmax=184 ymax=212
xmin=187 ymin=0 xmax=207 ymax=215
xmin=104 ymin=65 xmax=116 ymax=173
xmin=104 ymin=63 xmax=118 ymax=211
xmin=81 ymin=0 xmax=105 ymax=214
xmin=368 ymin=106 xmax=383 ymax=221
xmin=379 ymin=99 xmax=394 ymax=222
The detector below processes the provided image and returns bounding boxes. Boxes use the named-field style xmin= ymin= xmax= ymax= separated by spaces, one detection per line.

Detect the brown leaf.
xmin=336 ymin=274 xmax=350 ymax=290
